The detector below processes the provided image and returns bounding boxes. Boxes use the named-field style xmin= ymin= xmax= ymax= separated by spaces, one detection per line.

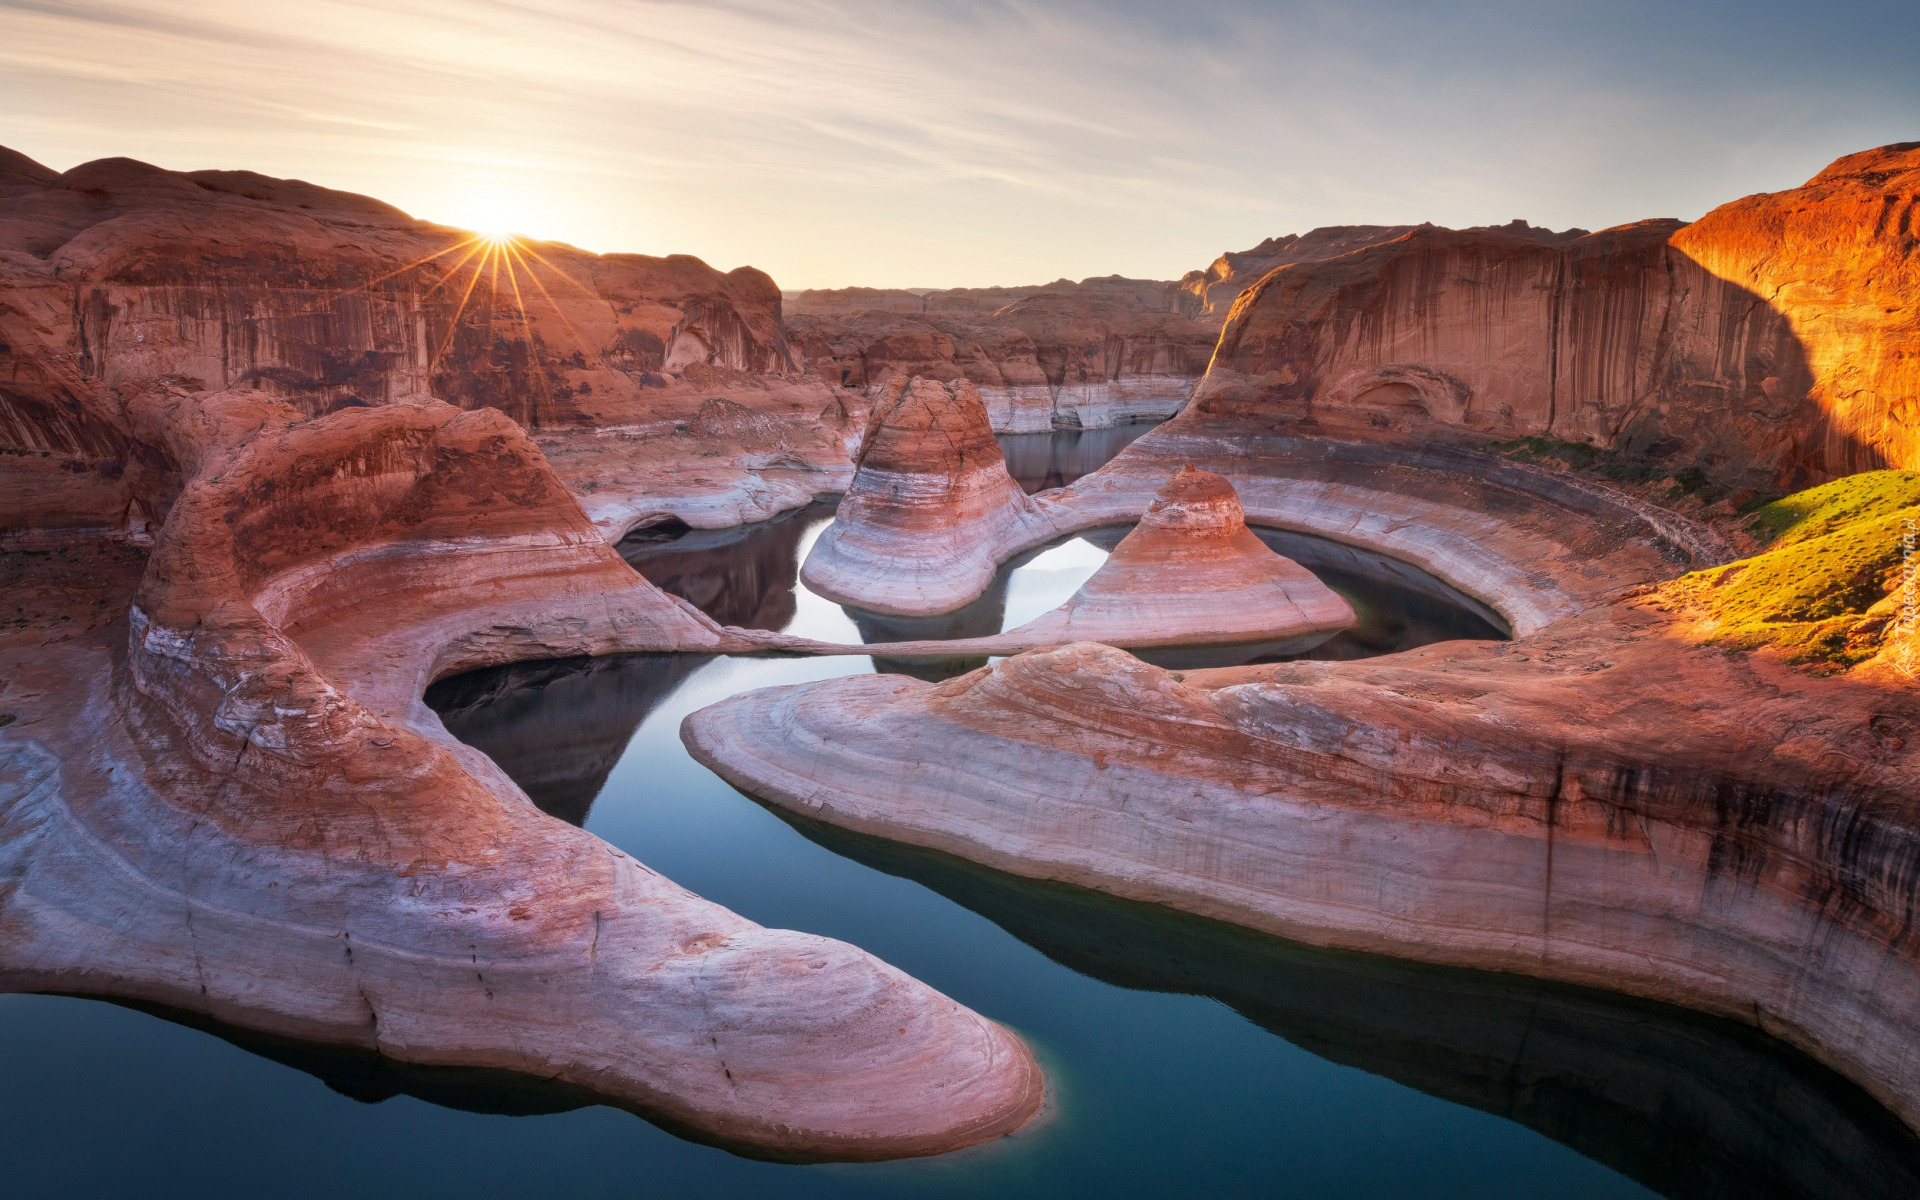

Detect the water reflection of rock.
xmin=426 ymin=653 xmax=711 ymax=825
xmin=997 ymin=425 xmax=1157 ymax=494
xmin=1251 ymin=527 xmax=1508 ymax=658
xmin=1067 ymin=523 xmax=1509 ymax=669
xmin=849 ymin=587 xmax=1003 ymax=682
xmin=778 ymin=817 xmax=1920 ymax=1200
xmin=617 ymin=501 xmax=835 ymax=631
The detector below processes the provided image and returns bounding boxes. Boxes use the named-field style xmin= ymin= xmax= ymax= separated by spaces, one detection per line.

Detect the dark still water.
xmin=996 ymin=425 xmax=1157 ymax=493
xmin=5 ymin=436 xmax=1916 ymax=1199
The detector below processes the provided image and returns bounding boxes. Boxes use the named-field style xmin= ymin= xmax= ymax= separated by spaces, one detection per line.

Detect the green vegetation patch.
xmin=1663 ymin=470 xmax=1920 ymax=672
xmin=1741 ymin=469 xmax=1920 ymax=549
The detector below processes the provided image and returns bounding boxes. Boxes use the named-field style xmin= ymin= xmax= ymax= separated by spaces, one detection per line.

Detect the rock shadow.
xmin=617 ymin=500 xmax=835 ymax=631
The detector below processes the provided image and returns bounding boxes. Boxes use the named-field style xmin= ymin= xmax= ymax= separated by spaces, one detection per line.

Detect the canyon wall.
xmin=1170 ymin=225 xmax=1432 ymax=322
xmin=0 ymin=148 xmax=822 ymax=539
xmin=1193 ymin=143 xmax=1920 ymax=489
xmin=786 ymin=276 xmax=1215 ymax=432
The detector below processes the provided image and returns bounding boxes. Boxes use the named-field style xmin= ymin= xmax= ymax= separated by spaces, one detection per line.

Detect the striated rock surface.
xmin=800 ymin=376 xmax=1052 ymax=614
xmin=0 ymin=147 xmax=848 ymax=543
xmin=0 ymin=386 xmax=1043 ymax=1160
xmin=688 ymin=438 xmax=1920 ymax=1138
xmin=786 ymin=816 xmax=1920 ymax=1200
xmin=850 ymin=466 xmax=1354 ymax=662
xmin=787 ymin=279 xmax=1214 ymax=433
xmin=1196 ymin=143 xmax=1920 ymax=489
xmin=1004 ymin=466 xmax=1352 ymax=656
xmin=687 ymin=617 xmax=1920 ymax=1135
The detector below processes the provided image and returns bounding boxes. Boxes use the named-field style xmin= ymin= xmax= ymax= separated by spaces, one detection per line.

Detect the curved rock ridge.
xmin=800 ymin=375 xmax=1053 ymax=615
xmin=1195 ymin=142 xmax=1920 ymax=489
xmin=683 ymin=617 xmax=1920 ymax=1135
xmin=1021 ymin=422 xmax=1696 ymax=638
xmin=801 ymin=409 xmax=1704 ymax=642
xmin=0 ymin=387 xmax=1043 ymax=1160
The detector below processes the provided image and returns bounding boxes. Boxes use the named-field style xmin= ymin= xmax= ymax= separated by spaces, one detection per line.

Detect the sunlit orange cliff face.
xmin=1194 ymin=142 xmax=1920 ymax=491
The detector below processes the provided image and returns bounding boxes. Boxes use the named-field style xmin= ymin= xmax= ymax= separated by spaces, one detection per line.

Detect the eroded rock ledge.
xmin=685 ymin=602 xmax=1920 ymax=1133
xmin=0 ymin=389 xmax=1042 ymax=1160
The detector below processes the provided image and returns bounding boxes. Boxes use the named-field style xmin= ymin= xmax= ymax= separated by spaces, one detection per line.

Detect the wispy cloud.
xmin=2 ymin=0 xmax=1916 ymax=286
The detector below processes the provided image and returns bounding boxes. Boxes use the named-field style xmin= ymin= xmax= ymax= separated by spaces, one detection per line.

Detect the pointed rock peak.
xmin=1137 ymin=465 xmax=1245 ymax=538
xmin=855 ymin=375 xmax=1003 ymax=476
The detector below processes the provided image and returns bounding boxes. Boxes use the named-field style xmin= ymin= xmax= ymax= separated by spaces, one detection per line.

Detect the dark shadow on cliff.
xmin=771 ymin=812 xmax=1920 ymax=1200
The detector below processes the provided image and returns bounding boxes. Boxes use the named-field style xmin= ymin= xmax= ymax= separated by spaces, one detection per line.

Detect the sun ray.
xmin=362 ymin=233 xmax=486 ymax=292
xmin=432 ymin=238 xmax=497 ymax=367
xmin=503 ymin=238 xmax=588 ymax=348
xmin=513 ymin=240 xmax=602 ymax=300
xmin=419 ymin=236 xmax=494 ymax=301
xmin=496 ymin=240 xmax=560 ymax=426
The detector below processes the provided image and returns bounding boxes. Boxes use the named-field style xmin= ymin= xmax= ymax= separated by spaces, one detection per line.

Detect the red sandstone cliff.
xmin=1193 ymin=144 xmax=1920 ymax=489
xmin=0 ymin=148 xmax=817 ymax=539
xmin=1171 ymin=226 xmax=1434 ymax=322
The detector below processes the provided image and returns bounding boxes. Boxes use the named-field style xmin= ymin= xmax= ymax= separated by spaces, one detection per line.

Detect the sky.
xmin=3 ymin=0 xmax=1917 ymax=289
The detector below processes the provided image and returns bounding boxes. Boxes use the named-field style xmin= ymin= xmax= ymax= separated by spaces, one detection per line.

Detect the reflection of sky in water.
xmin=784 ymin=517 xmax=1111 ymax=642
xmin=997 ymin=537 xmax=1109 ymax=630
xmin=784 ymin=515 xmax=866 ymax=644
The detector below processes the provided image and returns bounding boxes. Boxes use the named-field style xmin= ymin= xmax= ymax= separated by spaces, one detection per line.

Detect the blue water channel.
xmin=3 ymin=427 xmax=1913 ymax=1199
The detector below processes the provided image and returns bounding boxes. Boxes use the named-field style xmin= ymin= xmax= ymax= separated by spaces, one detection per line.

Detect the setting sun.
xmin=450 ymin=194 xmax=525 ymax=241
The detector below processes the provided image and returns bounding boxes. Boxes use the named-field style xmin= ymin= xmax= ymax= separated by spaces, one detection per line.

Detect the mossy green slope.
xmin=1663 ymin=470 xmax=1920 ymax=672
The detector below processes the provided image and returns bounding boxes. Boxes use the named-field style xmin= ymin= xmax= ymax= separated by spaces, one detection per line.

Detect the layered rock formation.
xmin=800 ymin=376 xmax=1053 ymax=614
xmin=786 ymin=278 xmax=1214 ymax=432
xmin=0 ymin=147 xmax=849 ymax=543
xmin=843 ymin=466 xmax=1355 ymax=663
xmin=687 ymin=616 xmax=1920 ymax=1136
xmin=1196 ymin=144 xmax=1920 ymax=489
xmin=0 ymin=386 xmax=1043 ymax=1159
xmin=783 ymin=816 xmax=1920 ymax=1200
xmin=689 ymin=416 xmax=1920 ymax=1139
xmin=11 ymin=134 xmax=1920 ymax=1164
xmin=1002 ymin=466 xmax=1352 ymax=657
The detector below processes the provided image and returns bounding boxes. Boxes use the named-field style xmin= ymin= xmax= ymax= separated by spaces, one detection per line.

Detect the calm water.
xmin=6 ymin=434 xmax=1916 ymax=1199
